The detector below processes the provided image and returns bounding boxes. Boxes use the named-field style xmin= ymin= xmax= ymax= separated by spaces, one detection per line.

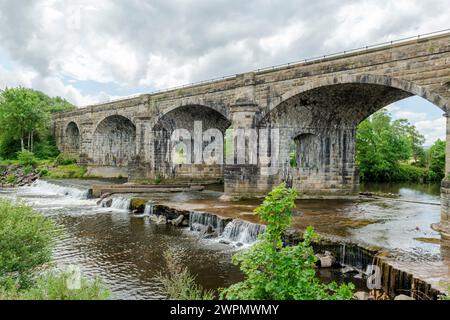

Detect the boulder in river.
xmin=353 ymin=291 xmax=369 ymax=300
xmin=169 ymin=215 xmax=184 ymax=227
xmin=315 ymin=251 xmax=336 ymax=268
xmin=150 ymin=214 xmax=167 ymax=225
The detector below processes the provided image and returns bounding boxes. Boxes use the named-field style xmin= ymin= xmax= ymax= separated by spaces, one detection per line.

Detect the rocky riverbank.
xmin=0 ymin=164 xmax=42 ymax=187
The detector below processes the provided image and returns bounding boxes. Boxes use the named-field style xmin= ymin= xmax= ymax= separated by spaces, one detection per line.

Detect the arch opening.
xmin=258 ymin=80 xmax=445 ymax=195
xmin=152 ymin=105 xmax=231 ymax=183
xmin=65 ymin=122 xmax=80 ymax=155
xmin=92 ymin=115 xmax=136 ymax=167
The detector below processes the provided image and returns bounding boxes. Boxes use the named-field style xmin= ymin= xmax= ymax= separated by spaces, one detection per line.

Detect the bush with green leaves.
xmin=0 ymin=200 xmax=59 ymax=286
xmin=23 ymin=165 xmax=33 ymax=175
xmin=220 ymin=183 xmax=354 ymax=300
xmin=0 ymin=199 xmax=110 ymax=300
xmin=17 ymin=150 xmax=37 ymax=167
xmin=6 ymin=174 xmax=16 ymax=184
xmin=54 ymin=152 xmax=78 ymax=166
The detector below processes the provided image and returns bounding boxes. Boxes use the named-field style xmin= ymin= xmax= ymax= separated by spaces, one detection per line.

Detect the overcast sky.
xmin=0 ymin=0 xmax=448 ymax=144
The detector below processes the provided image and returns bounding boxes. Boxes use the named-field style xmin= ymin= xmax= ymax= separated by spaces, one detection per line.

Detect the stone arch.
xmin=257 ymin=74 xmax=448 ymax=196
xmin=152 ymin=104 xmax=231 ymax=181
xmin=152 ymin=101 xmax=230 ymax=130
xmin=263 ymin=74 xmax=447 ymax=123
xmin=65 ymin=121 xmax=80 ymax=154
xmin=92 ymin=115 xmax=136 ymax=167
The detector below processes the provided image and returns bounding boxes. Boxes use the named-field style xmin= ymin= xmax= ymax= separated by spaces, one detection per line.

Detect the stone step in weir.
xmin=189 ymin=211 xmax=232 ymax=236
xmin=92 ymin=184 xmax=204 ymax=197
xmin=219 ymin=219 xmax=266 ymax=245
xmin=100 ymin=196 xmax=131 ymax=211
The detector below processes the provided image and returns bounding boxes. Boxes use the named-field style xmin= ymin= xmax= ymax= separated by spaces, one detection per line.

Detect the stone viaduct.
xmin=53 ymin=32 xmax=450 ymax=238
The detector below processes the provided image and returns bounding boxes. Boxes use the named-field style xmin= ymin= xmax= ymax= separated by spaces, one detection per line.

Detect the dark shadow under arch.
xmin=92 ymin=115 xmax=136 ymax=167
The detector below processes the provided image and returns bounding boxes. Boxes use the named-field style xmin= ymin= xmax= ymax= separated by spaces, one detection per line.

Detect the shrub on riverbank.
xmin=0 ymin=199 xmax=110 ymax=300
xmin=157 ymin=248 xmax=214 ymax=300
xmin=54 ymin=152 xmax=78 ymax=166
xmin=220 ymin=184 xmax=354 ymax=300
xmin=44 ymin=163 xmax=87 ymax=179
xmin=0 ymin=200 xmax=58 ymax=286
xmin=17 ymin=150 xmax=38 ymax=167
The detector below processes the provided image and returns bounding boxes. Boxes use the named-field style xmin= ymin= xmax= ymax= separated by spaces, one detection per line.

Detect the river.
xmin=0 ymin=180 xmax=447 ymax=299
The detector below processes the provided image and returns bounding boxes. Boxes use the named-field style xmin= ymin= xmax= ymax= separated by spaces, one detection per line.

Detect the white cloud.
xmin=415 ymin=118 xmax=446 ymax=145
xmin=0 ymin=0 xmax=448 ymax=144
xmin=0 ymin=64 xmax=115 ymax=106
xmin=391 ymin=111 xmax=428 ymax=122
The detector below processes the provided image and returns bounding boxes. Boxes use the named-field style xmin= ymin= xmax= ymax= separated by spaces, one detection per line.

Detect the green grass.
xmin=45 ymin=164 xmax=87 ymax=179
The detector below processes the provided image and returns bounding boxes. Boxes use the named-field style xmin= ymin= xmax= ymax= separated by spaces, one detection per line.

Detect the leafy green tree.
xmin=0 ymin=87 xmax=75 ymax=159
xmin=0 ymin=88 xmax=48 ymax=152
xmin=220 ymin=183 xmax=354 ymax=300
xmin=427 ymin=139 xmax=446 ymax=180
xmin=356 ymin=110 xmax=429 ymax=181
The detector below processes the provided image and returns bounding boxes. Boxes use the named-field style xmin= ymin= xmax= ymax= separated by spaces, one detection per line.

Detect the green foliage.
xmin=0 ymin=199 xmax=110 ymax=300
xmin=289 ymin=151 xmax=297 ymax=168
xmin=17 ymin=150 xmax=37 ymax=167
xmin=23 ymin=165 xmax=33 ymax=175
xmin=0 ymin=200 xmax=60 ymax=285
xmin=356 ymin=110 xmax=412 ymax=181
xmin=46 ymin=164 xmax=87 ymax=179
xmin=6 ymin=174 xmax=16 ymax=184
xmin=54 ymin=152 xmax=78 ymax=166
xmin=33 ymin=136 xmax=60 ymax=160
xmin=0 ymin=87 xmax=74 ymax=159
xmin=157 ymin=248 xmax=214 ymax=300
xmin=220 ymin=183 xmax=354 ymax=300
xmin=427 ymin=139 xmax=445 ymax=180
xmin=38 ymin=167 xmax=49 ymax=177
xmin=0 ymin=271 xmax=110 ymax=300
xmin=356 ymin=110 xmax=443 ymax=182
xmin=438 ymin=287 xmax=450 ymax=300
xmin=154 ymin=175 xmax=162 ymax=184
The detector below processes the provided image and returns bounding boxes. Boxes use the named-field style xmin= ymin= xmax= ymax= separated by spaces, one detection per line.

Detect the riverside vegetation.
xmin=0 ymin=87 xmax=88 ymax=184
xmin=0 ymin=199 xmax=110 ymax=300
xmin=355 ymin=110 xmax=445 ymax=182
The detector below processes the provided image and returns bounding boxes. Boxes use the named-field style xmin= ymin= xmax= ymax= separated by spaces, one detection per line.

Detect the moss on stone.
xmin=130 ymin=198 xmax=147 ymax=211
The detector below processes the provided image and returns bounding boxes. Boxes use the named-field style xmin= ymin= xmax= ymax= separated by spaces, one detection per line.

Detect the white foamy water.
xmin=23 ymin=180 xmax=90 ymax=199
xmin=219 ymin=219 xmax=265 ymax=245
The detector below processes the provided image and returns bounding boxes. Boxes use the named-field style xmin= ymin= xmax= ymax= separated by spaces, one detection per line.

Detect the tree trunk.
xmin=21 ymin=136 xmax=24 ymax=151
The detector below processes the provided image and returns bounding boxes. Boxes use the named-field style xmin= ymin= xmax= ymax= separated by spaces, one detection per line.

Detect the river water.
xmin=0 ymin=180 xmax=447 ymax=299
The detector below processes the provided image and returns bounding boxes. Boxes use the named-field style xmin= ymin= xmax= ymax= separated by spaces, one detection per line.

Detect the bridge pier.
xmin=435 ymin=112 xmax=450 ymax=240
